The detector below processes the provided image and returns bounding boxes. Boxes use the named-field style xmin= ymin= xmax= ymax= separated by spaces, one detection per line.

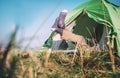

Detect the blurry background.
xmin=0 ymin=0 xmax=120 ymax=49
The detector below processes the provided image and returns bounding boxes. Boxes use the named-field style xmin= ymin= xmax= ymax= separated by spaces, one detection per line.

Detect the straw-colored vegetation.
xmin=0 ymin=28 xmax=120 ymax=78
xmin=0 ymin=47 xmax=120 ymax=78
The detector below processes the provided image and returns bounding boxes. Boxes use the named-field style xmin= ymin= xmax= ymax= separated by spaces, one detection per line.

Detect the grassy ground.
xmin=0 ymin=48 xmax=120 ymax=78
xmin=1 ymin=23 xmax=119 ymax=78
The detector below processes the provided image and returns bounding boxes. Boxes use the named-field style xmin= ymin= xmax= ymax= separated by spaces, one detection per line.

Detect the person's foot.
xmin=58 ymin=9 xmax=68 ymax=28
xmin=62 ymin=9 xmax=68 ymax=13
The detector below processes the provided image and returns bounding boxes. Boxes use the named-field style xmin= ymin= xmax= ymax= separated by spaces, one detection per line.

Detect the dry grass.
xmin=0 ymin=29 xmax=120 ymax=78
xmin=1 ymin=48 xmax=120 ymax=78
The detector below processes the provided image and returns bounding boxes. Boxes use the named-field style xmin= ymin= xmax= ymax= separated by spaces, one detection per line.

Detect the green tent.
xmin=44 ymin=0 xmax=120 ymax=57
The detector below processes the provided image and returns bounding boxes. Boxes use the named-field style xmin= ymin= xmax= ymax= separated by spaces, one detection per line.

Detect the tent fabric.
xmin=43 ymin=0 xmax=120 ymax=56
xmin=103 ymin=0 xmax=120 ymax=56
xmin=65 ymin=0 xmax=112 ymax=27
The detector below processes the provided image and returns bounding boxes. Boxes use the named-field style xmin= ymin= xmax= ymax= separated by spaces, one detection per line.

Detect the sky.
xmin=0 ymin=0 xmax=120 ymax=49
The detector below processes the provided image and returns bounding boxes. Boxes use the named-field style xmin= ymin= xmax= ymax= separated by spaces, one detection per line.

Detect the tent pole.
xmin=106 ymin=29 xmax=115 ymax=72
